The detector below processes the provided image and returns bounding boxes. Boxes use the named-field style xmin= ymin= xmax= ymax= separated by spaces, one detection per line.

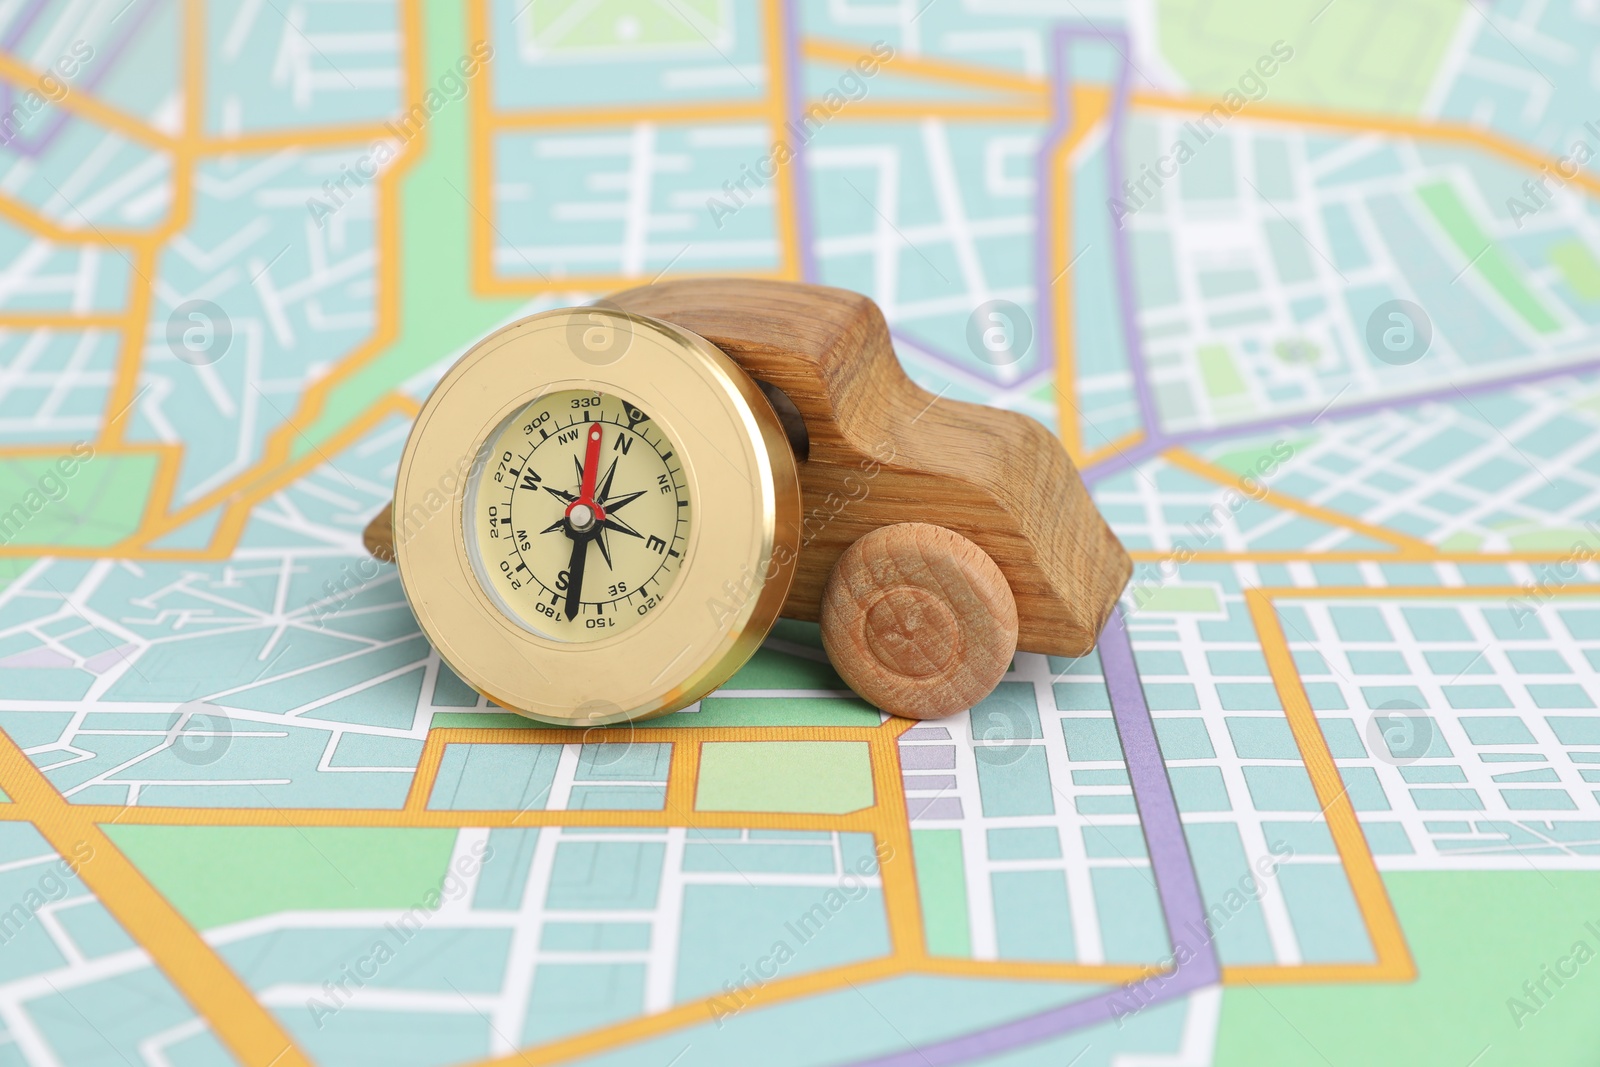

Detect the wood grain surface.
xmin=364 ymin=507 xmax=394 ymax=563
xmin=608 ymin=278 xmax=1130 ymax=657
xmin=821 ymin=523 xmax=1017 ymax=719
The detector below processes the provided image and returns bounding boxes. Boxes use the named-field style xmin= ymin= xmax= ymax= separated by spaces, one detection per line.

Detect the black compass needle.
xmin=594 ymin=457 xmax=619 ymax=503
xmin=600 ymin=488 xmax=646 ymax=514
xmin=562 ymin=534 xmax=587 ymax=621
xmin=541 ymin=484 xmax=576 ymax=506
xmin=600 ymin=513 xmax=644 ymax=540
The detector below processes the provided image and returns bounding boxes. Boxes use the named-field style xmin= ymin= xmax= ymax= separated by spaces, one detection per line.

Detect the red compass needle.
xmin=579 ymin=424 xmax=602 ymax=501
xmin=561 ymin=423 xmax=608 ymax=621
xmin=567 ymin=423 xmax=607 ymax=523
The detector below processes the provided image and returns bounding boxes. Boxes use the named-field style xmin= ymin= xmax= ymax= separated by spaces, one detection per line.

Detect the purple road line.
xmin=5 ymin=0 xmax=158 ymax=159
xmin=1080 ymin=351 xmax=1600 ymax=484
xmin=1081 ymin=435 xmax=1166 ymax=483
xmin=778 ymin=0 xmax=818 ymax=282
xmin=888 ymin=326 xmax=1056 ymax=391
xmin=2 ymin=0 xmax=50 ymax=50
xmin=882 ymin=34 xmax=1081 ymax=387
xmin=1100 ymin=608 xmax=1218 ymax=989
xmin=1030 ymin=26 xmax=1077 ymax=416
xmin=1038 ymin=28 xmax=1172 ymax=465
xmin=0 ymin=0 xmax=52 ymax=132
xmin=1099 ymin=31 xmax=1165 ymax=447
xmin=839 ymin=611 xmax=1218 ymax=1067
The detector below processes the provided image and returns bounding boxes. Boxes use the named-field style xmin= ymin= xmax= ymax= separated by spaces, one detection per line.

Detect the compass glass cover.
xmin=466 ymin=388 xmax=690 ymax=642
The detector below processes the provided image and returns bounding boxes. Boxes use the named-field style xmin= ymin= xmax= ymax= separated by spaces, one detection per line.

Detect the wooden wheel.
xmin=821 ymin=523 xmax=1017 ymax=720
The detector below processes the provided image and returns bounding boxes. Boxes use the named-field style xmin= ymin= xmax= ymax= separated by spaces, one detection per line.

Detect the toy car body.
xmin=604 ymin=278 xmax=1130 ymax=659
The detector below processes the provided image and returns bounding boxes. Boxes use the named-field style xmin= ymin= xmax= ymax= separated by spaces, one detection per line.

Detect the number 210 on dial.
xmin=467 ymin=389 xmax=690 ymax=641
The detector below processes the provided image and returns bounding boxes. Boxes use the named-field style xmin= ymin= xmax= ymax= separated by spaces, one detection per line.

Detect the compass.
xmin=391 ymin=306 xmax=801 ymax=726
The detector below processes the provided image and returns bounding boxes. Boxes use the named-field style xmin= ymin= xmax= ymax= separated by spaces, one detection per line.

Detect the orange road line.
xmin=473 ymin=722 xmax=918 ymax=1067
xmin=803 ymin=38 xmax=1044 ymax=97
xmin=792 ymin=43 xmax=1600 ymax=210
xmin=0 ymin=52 xmax=177 ymax=151
xmin=0 ymin=729 xmax=311 ymax=1066
xmin=465 ymin=717 xmax=1140 ymax=1067
xmin=1065 ymin=85 xmax=1112 ymax=140
xmin=915 ymin=956 xmax=1150 ymax=983
xmin=664 ymin=735 xmax=700 ymax=814
xmin=0 ymin=191 xmax=163 ymax=245
xmin=1132 ymin=91 xmax=1600 ymax=202
xmin=1259 ymin=583 xmax=1600 ymax=600
xmin=164 ymin=0 xmax=426 ymax=527
xmin=0 ymin=545 xmax=240 ymax=560
xmin=100 ymin=245 xmax=158 ymax=447
xmin=1246 ymin=589 xmax=1415 ymax=982
xmin=1162 ymin=448 xmax=1437 ymax=557
xmin=478 ymin=0 xmax=795 ymax=288
xmin=1050 ymin=93 xmax=1079 ymax=461
xmin=136 ymin=446 xmax=185 ymax=534
xmin=867 ymin=717 xmax=923 ymax=960
xmin=0 ymin=24 xmax=195 ymax=247
xmin=404 ymin=725 xmax=706 ymax=815
xmin=0 ymin=804 xmax=889 ymax=834
xmin=465 ymin=958 xmax=905 ymax=1067
xmin=198 ymin=123 xmax=400 ymax=154
xmin=166 ymin=482 xmax=269 ymax=559
xmin=435 ymin=53 xmax=1600 ymax=302
xmin=472 ymin=268 xmax=791 ymax=298
xmin=248 ymin=154 xmax=425 ymax=483
xmin=830 ymin=99 xmax=1051 ymax=121
xmin=403 ymin=728 xmax=451 ymax=813
xmin=1128 ymin=549 xmax=1600 ymax=563
xmin=63 ymin=724 xmax=901 ymax=831
xmin=0 ymin=443 xmax=181 ymax=557
xmin=1077 ymin=431 xmax=1143 ymax=472
xmin=1056 ymin=82 xmax=1107 ymax=460
xmin=164 ymin=156 xmax=196 ymax=243
xmin=492 ymin=101 xmax=769 ymax=129
xmin=0 ymin=312 xmax=124 ymax=328
xmin=1223 ymin=962 xmax=1410 ymax=984
xmin=427 ymin=725 xmax=896 ymax=744
xmin=183 ymin=0 xmax=203 ymax=140
xmin=0 ymin=441 xmax=165 ymax=460
xmin=1050 ymin=86 xmax=1112 ymax=462
xmin=124 ymin=390 xmax=413 ymax=549
xmin=730 ymin=41 xmax=1600 ymax=191
xmin=761 ymin=0 xmax=801 ymax=281
xmin=467 ymin=0 xmax=496 ymax=298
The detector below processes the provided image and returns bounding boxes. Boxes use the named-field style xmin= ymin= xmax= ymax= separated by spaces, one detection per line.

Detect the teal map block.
xmin=429 ymin=744 xmax=561 ymax=811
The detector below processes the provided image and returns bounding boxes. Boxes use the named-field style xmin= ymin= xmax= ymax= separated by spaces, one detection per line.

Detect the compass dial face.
xmin=467 ymin=389 xmax=690 ymax=642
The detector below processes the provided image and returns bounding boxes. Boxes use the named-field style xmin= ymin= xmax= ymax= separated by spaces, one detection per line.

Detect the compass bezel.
xmin=393 ymin=307 xmax=801 ymax=726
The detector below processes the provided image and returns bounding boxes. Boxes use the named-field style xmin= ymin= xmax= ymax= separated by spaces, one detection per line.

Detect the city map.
xmin=1 ymin=0 xmax=1599 ymax=1064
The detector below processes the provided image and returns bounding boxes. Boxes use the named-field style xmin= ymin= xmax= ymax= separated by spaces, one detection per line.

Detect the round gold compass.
xmin=393 ymin=307 xmax=801 ymax=726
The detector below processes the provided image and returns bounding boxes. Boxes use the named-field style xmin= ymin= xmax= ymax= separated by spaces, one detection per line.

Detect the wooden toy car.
xmin=364 ymin=279 xmax=1131 ymax=719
